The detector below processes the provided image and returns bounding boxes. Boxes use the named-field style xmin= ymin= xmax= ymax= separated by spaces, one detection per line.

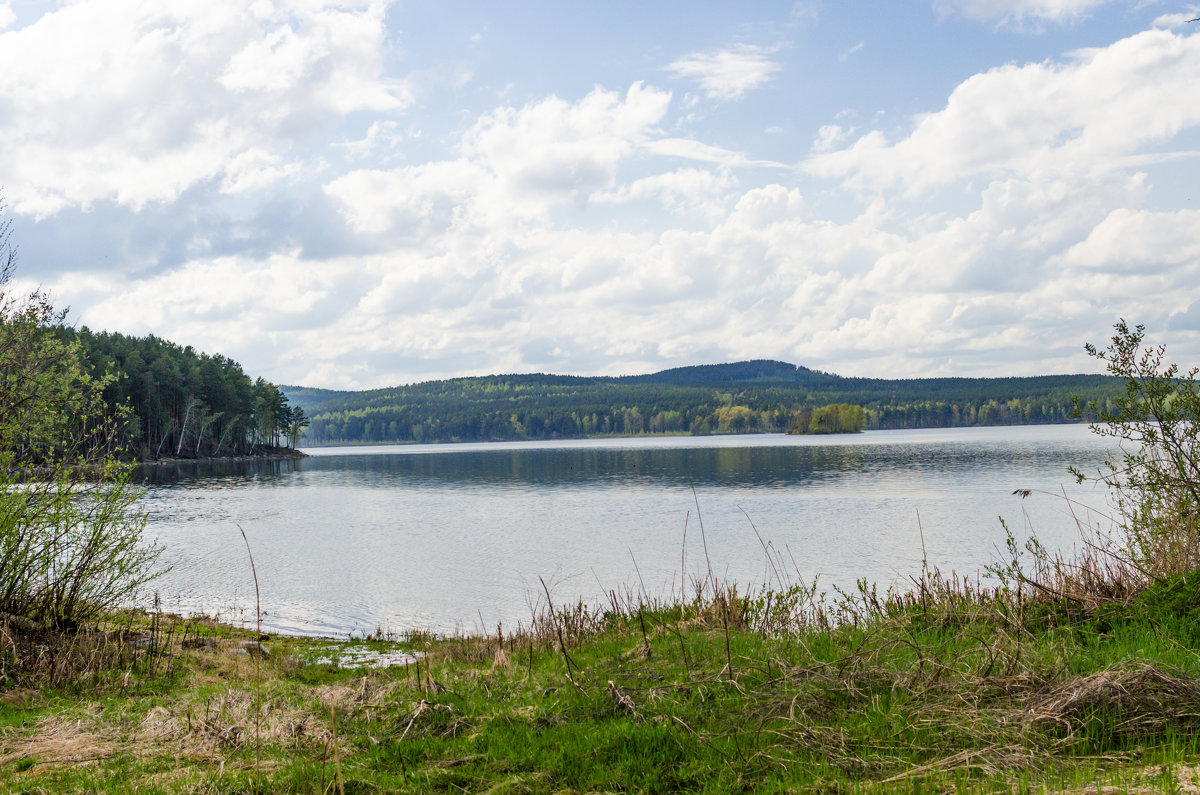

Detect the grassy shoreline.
xmin=5 ymin=564 xmax=1200 ymax=793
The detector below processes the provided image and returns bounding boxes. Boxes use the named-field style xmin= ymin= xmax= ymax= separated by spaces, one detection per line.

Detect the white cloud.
xmin=0 ymin=3 xmax=14 ymax=31
xmin=805 ymin=29 xmax=1200 ymax=194
xmin=839 ymin=41 xmax=864 ymax=61
xmin=1062 ymin=207 xmax=1200 ymax=271
xmin=936 ymin=0 xmax=1110 ymax=26
xmin=324 ymin=160 xmax=482 ymax=235
xmin=300 ymin=26 xmax=1200 ymax=385
xmin=642 ymin=138 xmax=783 ymax=168
xmin=0 ymin=0 xmax=404 ymax=217
xmin=28 ymin=19 xmax=1200 ymax=388
xmin=592 ymin=169 xmax=736 ymax=220
xmin=791 ymin=3 xmax=819 ymax=23
xmin=327 ymin=83 xmax=673 ymax=232
xmin=337 ymin=120 xmax=406 ymax=161
xmin=461 ymin=83 xmax=671 ymax=209
xmin=220 ymin=148 xmax=301 ymax=194
xmin=811 ymin=124 xmax=852 ymax=153
xmin=53 ymin=150 xmax=1198 ymax=387
xmin=1153 ymin=12 xmax=1198 ymax=29
xmin=664 ymin=44 xmax=782 ymax=101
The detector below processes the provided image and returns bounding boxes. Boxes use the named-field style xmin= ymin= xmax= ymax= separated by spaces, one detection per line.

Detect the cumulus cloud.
xmin=806 ymin=29 xmax=1200 ymax=194
xmin=27 ymin=20 xmax=1200 ymax=388
xmin=307 ymin=26 xmax=1200 ymax=383
xmin=664 ymin=44 xmax=782 ymax=100
xmin=460 ymin=83 xmax=671 ymax=210
xmin=1154 ymin=12 xmax=1200 ymax=29
xmin=220 ymin=149 xmax=302 ymax=195
xmin=0 ymin=0 xmax=404 ymax=217
xmin=592 ymin=169 xmax=737 ymax=219
xmin=1062 ymin=207 xmax=1200 ymax=272
xmin=326 ymin=83 xmax=673 ymax=233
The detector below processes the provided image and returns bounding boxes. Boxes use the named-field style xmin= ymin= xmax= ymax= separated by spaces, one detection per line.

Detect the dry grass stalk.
xmin=0 ymin=714 xmax=114 ymax=767
xmin=607 ymin=680 xmax=638 ymax=719
xmin=136 ymin=687 xmax=337 ymax=759
xmin=1024 ymin=662 xmax=1200 ymax=740
xmin=879 ymin=745 xmax=1039 ymax=783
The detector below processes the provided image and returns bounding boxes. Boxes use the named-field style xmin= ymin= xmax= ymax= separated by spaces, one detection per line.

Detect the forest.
xmin=288 ymin=359 xmax=1124 ymax=446
xmin=63 ymin=328 xmax=306 ymax=461
xmin=37 ymin=329 xmax=1125 ymax=453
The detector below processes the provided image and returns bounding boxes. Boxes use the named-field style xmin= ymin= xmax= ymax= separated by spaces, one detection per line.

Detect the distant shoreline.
xmin=295 ymin=419 xmax=1085 ymax=449
xmin=137 ymin=448 xmax=308 ymax=466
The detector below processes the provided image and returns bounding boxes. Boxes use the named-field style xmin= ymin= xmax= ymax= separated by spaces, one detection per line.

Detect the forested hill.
xmin=288 ymin=360 xmax=1124 ymax=446
xmin=619 ymin=359 xmax=833 ymax=386
xmin=64 ymin=328 xmax=306 ymax=460
xmin=279 ymin=385 xmax=353 ymax=415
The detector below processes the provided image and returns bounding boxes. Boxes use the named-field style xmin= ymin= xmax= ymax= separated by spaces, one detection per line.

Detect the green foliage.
xmin=296 ymin=366 xmax=1121 ymax=446
xmin=0 ymin=464 xmax=157 ymax=628
xmin=0 ymin=291 xmax=114 ymax=469
xmin=65 ymin=328 xmax=300 ymax=459
xmin=0 ymin=200 xmax=160 ymax=628
xmin=1074 ymin=320 xmax=1200 ymax=579
xmin=793 ymin=402 xmax=866 ymax=434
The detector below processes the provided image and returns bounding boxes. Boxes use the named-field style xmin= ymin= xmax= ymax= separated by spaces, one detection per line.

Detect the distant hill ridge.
xmin=617 ymin=359 xmax=828 ymax=386
xmin=284 ymin=358 xmax=1108 ymax=410
xmin=282 ymin=360 xmax=1121 ymax=446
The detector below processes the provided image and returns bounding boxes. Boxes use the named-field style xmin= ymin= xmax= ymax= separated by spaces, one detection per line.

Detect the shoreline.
xmin=297 ymin=418 xmax=1086 ymax=449
xmin=136 ymin=447 xmax=308 ymax=466
xmin=5 ymin=565 xmax=1199 ymax=791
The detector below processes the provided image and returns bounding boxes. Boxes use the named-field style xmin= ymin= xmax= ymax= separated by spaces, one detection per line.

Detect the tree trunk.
xmin=175 ymin=397 xmax=197 ymax=457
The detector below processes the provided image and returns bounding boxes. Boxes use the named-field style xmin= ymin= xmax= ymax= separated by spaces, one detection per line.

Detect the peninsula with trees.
xmin=64 ymin=328 xmax=307 ymax=462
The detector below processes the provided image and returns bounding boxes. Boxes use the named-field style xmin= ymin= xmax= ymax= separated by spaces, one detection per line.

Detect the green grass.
xmin=5 ymin=573 xmax=1200 ymax=793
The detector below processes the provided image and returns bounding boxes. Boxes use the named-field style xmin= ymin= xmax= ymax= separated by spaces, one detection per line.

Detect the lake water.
xmin=139 ymin=425 xmax=1118 ymax=637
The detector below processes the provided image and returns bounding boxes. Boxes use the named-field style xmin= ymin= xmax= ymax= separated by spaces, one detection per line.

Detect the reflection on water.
xmin=139 ymin=425 xmax=1116 ymax=636
xmin=137 ymin=457 xmax=303 ymax=486
xmin=141 ymin=432 xmax=1091 ymax=492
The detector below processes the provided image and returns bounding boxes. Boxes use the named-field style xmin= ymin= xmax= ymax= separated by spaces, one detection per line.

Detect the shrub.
xmin=1074 ymin=320 xmax=1200 ymax=580
xmin=0 ymin=205 xmax=160 ymax=629
xmin=0 ymin=464 xmax=158 ymax=628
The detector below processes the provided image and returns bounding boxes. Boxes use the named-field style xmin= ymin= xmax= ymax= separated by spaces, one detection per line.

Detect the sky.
xmin=3 ymin=0 xmax=1200 ymax=389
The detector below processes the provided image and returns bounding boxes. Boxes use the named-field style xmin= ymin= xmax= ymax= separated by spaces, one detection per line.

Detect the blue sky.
xmin=3 ymin=0 xmax=1199 ymax=387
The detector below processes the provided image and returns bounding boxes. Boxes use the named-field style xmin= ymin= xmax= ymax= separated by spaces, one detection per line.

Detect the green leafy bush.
xmin=0 ymin=207 xmax=160 ymax=628
xmin=0 ymin=465 xmax=158 ymax=628
xmin=1075 ymin=320 xmax=1200 ymax=580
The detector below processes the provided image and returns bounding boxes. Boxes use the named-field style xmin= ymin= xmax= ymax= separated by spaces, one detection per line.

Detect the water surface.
xmin=140 ymin=425 xmax=1117 ymax=636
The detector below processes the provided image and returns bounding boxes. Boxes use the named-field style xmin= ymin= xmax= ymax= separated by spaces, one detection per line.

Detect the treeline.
xmin=62 ymin=328 xmax=306 ymax=460
xmin=291 ymin=361 xmax=1124 ymax=446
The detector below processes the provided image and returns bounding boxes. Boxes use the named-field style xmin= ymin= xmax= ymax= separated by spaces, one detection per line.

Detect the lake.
xmin=139 ymin=424 xmax=1117 ymax=637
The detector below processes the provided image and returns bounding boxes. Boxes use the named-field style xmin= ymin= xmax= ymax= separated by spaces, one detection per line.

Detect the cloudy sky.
xmin=3 ymin=0 xmax=1200 ymax=388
